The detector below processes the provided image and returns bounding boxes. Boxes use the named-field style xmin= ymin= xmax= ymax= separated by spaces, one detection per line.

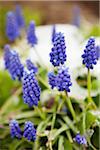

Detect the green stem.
xmin=37 ymin=75 xmax=50 ymax=89
xmin=51 ymin=113 xmax=56 ymax=130
xmin=34 ymin=107 xmax=45 ymax=120
xmin=87 ymin=69 xmax=91 ymax=103
xmin=9 ymin=138 xmax=25 ymax=150
xmin=49 ymin=141 xmax=53 ymax=150
xmin=66 ymin=130 xmax=73 ymax=143
xmin=57 ymin=96 xmax=65 ymax=112
xmin=73 ymin=144 xmax=80 ymax=150
xmin=87 ymin=69 xmax=97 ymax=109
xmin=65 ymin=92 xmax=76 ymax=121
xmin=88 ymin=139 xmax=97 ymax=150
xmin=62 ymin=116 xmax=78 ymax=133
xmin=49 ymin=106 xmax=57 ymax=149
xmin=82 ymin=113 xmax=86 ymax=134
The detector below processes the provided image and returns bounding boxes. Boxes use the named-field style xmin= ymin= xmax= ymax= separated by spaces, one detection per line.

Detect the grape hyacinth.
xmin=56 ymin=67 xmax=72 ymax=92
xmin=4 ymin=44 xmax=12 ymax=69
xmin=52 ymin=25 xmax=56 ymax=43
xmin=27 ymin=21 xmax=38 ymax=47
xmin=48 ymin=72 xmax=56 ymax=89
xmin=74 ymin=133 xmax=87 ymax=145
xmin=82 ymin=37 xmax=97 ymax=69
xmin=22 ymin=71 xmax=41 ymax=107
xmin=4 ymin=49 xmax=24 ymax=80
xmin=26 ymin=59 xmax=38 ymax=74
xmin=72 ymin=6 xmax=80 ymax=28
xmin=50 ymin=32 xmax=67 ymax=67
xmin=23 ymin=121 xmax=36 ymax=141
xmin=9 ymin=119 xmax=22 ymax=139
xmin=6 ymin=11 xmax=20 ymax=41
xmin=15 ymin=5 xmax=25 ymax=28
xmin=48 ymin=67 xmax=72 ymax=92
xmin=95 ymin=45 xmax=100 ymax=60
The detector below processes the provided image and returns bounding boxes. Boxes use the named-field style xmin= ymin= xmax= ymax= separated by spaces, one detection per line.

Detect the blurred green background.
xmin=0 ymin=1 xmax=99 ymax=48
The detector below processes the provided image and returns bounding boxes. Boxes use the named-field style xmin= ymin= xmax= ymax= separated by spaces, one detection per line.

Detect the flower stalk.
xmin=87 ymin=69 xmax=97 ymax=109
xmin=87 ymin=69 xmax=91 ymax=103
xmin=65 ymin=92 xmax=76 ymax=121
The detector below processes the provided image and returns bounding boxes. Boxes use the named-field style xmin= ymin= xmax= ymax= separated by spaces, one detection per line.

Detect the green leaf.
xmin=0 ymin=7 xmax=9 ymax=47
xmin=92 ymin=95 xmax=100 ymax=108
xmin=15 ymin=111 xmax=38 ymax=119
xmin=85 ymin=25 xmax=100 ymax=39
xmin=9 ymin=139 xmax=24 ymax=150
xmin=64 ymin=139 xmax=73 ymax=150
xmin=86 ymin=111 xmax=96 ymax=129
xmin=0 ymin=70 xmax=20 ymax=107
xmin=77 ymin=113 xmax=86 ymax=134
xmin=0 ymin=87 xmax=22 ymax=116
xmin=91 ymin=127 xmax=99 ymax=149
xmin=92 ymin=80 xmax=100 ymax=90
xmin=62 ymin=116 xmax=78 ymax=133
xmin=51 ymin=125 xmax=68 ymax=140
xmin=58 ymin=136 xmax=64 ymax=150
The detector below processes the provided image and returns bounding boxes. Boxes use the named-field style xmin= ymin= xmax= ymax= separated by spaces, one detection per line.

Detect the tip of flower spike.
xmin=4 ymin=44 xmax=10 ymax=51
xmin=4 ymin=50 xmax=24 ymax=80
xmin=16 ymin=5 xmax=22 ymax=12
xmin=48 ymin=72 xmax=56 ymax=89
xmin=27 ymin=20 xmax=37 ymax=47
xmin=25 ymin=121 xmax=33 ymax=126
xmin=15 ymin=5 xmax=25 ymax=28
xmin=7 ymin=11 xmax=14 ymax=17
xmin=4 ymin=45 xmax=12 ymax=69
xmin=30 ymin=20 xmax=35 ymax=25
xmin=26 ymin=59 xmax=38 ymax=74
xmin=89 ymin=36 xmax=95 ymax=41
xmin=52 ymin=25 xmax=56 ymax=43
xmin=72 ymin=5 xmax=80 ymax=27
xmin=96 ymin=45 xmax=100 ymax=60
xmin=9 ymin=119 xmax=17 ymax=125
xmin=6 ymin=11 xmax=20 ymax=41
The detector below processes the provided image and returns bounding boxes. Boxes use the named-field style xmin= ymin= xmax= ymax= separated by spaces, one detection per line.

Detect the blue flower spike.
xmin=56 ymin=67 xmax=72 ymax=92
xmin=4 ymin=44 xmax=12 ymax=69
xmin=27 ymin=21 xmax=38 ymax=47
xmin=9 ymin=119 xmax=22 ymax=139
xmin=15 ymin=5 xmax=25 ymax=28
xmin=72 ymin=5 xmax=81 ymax=28
xmin=50 ymin=32 xmax=67 ymax=67
xmin=4 ymin=49 xmax=24 ymax=81
xmin=26 ymin=59 xmax=38 ymax=74
xmin=48 ymin=72 xmax=56 ymax=89
xmin=52 ymin=25 xmax=56 ymax=43
xmin=95 ymin=45 xmax=100 ymax=60
xmin=23 ymin=121 xmax=36 ymax=141
xmin=82 ymin=37 xmax=98 ymax=69
xmin=22 ymin=71 xmax=41 ymax=107
xmin=6 ymin=11 xmax=20 ymax=41
xmin=74 ymin=133 xmax=87 ymax=145
xmin=48 ymin=67 xmax=72 ymax=92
